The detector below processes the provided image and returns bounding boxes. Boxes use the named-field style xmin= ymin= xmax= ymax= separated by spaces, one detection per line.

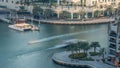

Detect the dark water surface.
xmin=0 ymin=22 xmax=108 ymax=68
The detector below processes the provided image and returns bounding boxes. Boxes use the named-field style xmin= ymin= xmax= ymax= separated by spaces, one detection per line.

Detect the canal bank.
xmin=0 ymin=15 xmax=114 ymax=25
xmin=29 ymin=17 xmax=114 ymax=25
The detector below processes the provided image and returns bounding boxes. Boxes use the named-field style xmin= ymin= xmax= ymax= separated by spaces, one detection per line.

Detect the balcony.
xmin=109 ymin=31 xmax=117 ymax=38
xmin=119 ymin=41 xmax=120 ymax=44
xmin=109 ymin=49 xmax=116 ymax=56
xmin=109 ymin=44 xmax=116 ymax=49
xmin=118 ymin=47 xmax=120 ymax=51
xmin=109 ymin=38 xmax=116 ymax=43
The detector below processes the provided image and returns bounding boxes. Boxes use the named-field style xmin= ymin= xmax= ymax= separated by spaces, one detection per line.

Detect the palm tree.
xmin=106 ymin=5 xmax=113 ymax=16
xmin=33 ymin=6 xmax=43 ymax=16
xmin=77 ymin=41 xmax=82 ymax=53
xmin=81 ymin=10 xmax=86 ymax=20
xmin=82 ymin=41 xmax=89 ymax=54
xmin=62 ymin=0 xmax=67 ymax=5
xmin=66 ymin=1 xmax=69 ymax=9
xmin=84 ymin=45 xmax=90 ymax=54
xmin=118 ymin=3 xmax=120 ymax=8
xmin=99 ymin=48 xmax=105 ymax=59
xmin=44 ymin=9 xmax=55 ymax=19
xmin=78 ymin=41 xmax=89 ymax=54
xmin=94 ymin=10 xmax=101 ymax=17
xmin=90 ymin=42 xmax=100 ymax=53
xmin=51 ymin=3 xmax=58 ymax=8
xmin=61 ymin=0 xmax=67 ymax=9
xmin=73 ymin=2 xmax=78 ymax=10
xmin=74 ymin=44 xmax=79 ymax=54
xmin=80 ymin=0 xmax=86 ymax=20
xmin=67 ymin=43 xmax=76 ymax=55
xmin=117 ymin=3 xmax=120 ymax=13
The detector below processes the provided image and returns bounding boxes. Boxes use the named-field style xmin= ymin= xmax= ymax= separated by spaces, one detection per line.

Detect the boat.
xmin=31 ymin=25 xmax=40 ymax=31
xmin=8 ymin=19 xmax=39 ymax=31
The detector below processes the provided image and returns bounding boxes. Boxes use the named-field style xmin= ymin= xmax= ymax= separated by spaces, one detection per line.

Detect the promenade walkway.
xmin=30 ymin=17 xmax=115 ymax=25
xmin=0 ymin=13 xmax=115 ymax=25
xmin=52 ymin=51 xmax=115 ymax=68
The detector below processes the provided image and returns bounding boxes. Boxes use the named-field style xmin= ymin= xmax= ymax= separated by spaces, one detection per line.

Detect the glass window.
xmin=110 ymin=49 xmax=116 ymax=55
xmin=6 ymin=0 xmax=8 ymax=2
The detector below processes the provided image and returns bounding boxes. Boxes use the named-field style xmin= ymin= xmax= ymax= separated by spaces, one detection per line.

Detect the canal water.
xmin=0 ymin=21 xmax=108 ymax=68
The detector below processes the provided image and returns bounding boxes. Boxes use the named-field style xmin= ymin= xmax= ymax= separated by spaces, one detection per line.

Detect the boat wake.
xmin=47 ymin=44 xmax=67 ymax=50
xmin=28 ymin=28 xmax=106 ymax=44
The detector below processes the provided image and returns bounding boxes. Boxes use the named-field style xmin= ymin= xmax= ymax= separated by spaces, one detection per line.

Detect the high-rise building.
xmin=107 ymin=16 xmax=120 ymax=66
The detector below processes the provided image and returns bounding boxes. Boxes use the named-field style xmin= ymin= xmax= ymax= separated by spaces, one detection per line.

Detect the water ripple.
xmin=28 ymin=28 xmax=106 ymax=44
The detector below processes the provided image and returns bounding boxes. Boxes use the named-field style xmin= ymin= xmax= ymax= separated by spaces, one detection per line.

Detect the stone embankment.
xmin=34 ymin=17 xmax=115 ymax=25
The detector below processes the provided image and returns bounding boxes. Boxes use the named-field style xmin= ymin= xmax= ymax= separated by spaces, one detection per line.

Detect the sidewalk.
xmin=40 ymin=17 xmax=114 ymax=25
xmin=52 ymin=51 xmax=115 ymax=68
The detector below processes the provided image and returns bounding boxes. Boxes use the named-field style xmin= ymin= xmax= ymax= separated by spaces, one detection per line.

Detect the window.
xmin=109 ymin=49 xmax=116 ymax=55
xmin=105 ymin=0 xmax=106 ymax=2
xmin=11 ymin=1 xmax=13 ymax=3
xmin=6 ymin=0 xmax=8 ymax=2
xmin=92 ymin=1 xmax=94 ymax=4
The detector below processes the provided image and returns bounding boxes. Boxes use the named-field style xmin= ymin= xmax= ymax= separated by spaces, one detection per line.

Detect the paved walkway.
xmin=31 ymin=17 xmax=115 ymax=25
xmin=52 ymin=51 xmax=115 ymax=68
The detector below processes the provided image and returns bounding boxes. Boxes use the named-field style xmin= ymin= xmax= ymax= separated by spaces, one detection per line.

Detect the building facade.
xmin=0 ymin=0 xmax=33 ymax=13
xmin=108 ymin=17 xmax=120 ymax=66
xmin=57 ymin=0 xmax=120 ymax=8
xmin=98 ymin=0 xmax=120 ymax=8
xmin=0 ymin=0 xmax=20 ymax=10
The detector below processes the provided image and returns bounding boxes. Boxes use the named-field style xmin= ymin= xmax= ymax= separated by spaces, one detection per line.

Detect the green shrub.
xmin=69 ymin=53 xmax=87 ymax=59
xmin=89 ymin=52 xmax=100 ymax=56
xmin=69 ymin=53 xmax=94 ymax=61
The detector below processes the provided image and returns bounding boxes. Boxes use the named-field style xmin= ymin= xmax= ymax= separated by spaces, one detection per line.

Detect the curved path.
xmin=52 ymin=52 xmax=114 ymax=68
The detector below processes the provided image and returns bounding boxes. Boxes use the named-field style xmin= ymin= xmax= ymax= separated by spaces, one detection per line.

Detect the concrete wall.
xmin=0 ymin=0 xmax=20 ymax=10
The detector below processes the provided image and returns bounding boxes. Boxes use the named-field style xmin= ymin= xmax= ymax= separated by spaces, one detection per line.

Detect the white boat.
xmin=31 ymin=25 xmax=40 ymax=31
xmin=8 ymin=19 xmax=39 ymax=31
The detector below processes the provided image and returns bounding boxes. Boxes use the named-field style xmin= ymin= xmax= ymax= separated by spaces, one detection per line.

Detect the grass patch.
xmin=89 ymin=52 xmax=100 ymax=56
xmin=69 ymin=53 xmax=87 ymax=59
xmin=69 ymin=53 xmax=94 ymax=61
